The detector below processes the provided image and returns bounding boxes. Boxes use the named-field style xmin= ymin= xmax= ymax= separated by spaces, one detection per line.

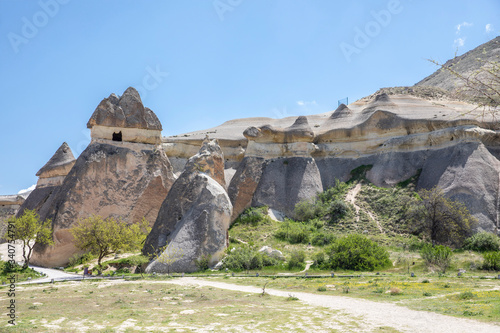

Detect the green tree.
xmin=70 ymin=215 xmax=150 ymax=266
xmin=409 ymin=187 xmax=476 ymax=248
xmin=5 ymin=209 xmax=53 ymax=268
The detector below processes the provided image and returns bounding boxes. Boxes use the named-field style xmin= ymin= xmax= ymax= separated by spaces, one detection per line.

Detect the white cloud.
xmin=454 ymin=37 xmax=466 ymax=48
xmin=456 ymin=22 xmax=473 ymax=34
xmin=486 ymin=23 xmax=494 ymax=33
xmin=18 ymin=184 xmax=36 ymax=195
xmin=296 ymin=100 xmax=317 ymax=107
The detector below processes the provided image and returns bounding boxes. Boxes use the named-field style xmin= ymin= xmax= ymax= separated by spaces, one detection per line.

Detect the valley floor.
xmin=5 ymin=271 xmax=500 ymax=332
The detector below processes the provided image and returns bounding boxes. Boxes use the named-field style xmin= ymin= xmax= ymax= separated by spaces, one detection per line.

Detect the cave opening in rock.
xmin=112 ymin=131 xmax=122 ymax=142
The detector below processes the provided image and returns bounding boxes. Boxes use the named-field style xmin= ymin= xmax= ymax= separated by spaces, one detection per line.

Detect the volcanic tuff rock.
xmin=144 ymin=139 xmax=232 ymax=273
xmin=87 ymin=87 xmax=163 ymax=144
xmin=18 ymin=143 xmax=76 ymax=217
xmin=30 ymin=91 xmax=176 ymax=267
xmin=165 ymin=90 xmax=500 ymax=233
xmin=87 ymin=87 xmax=162 ymax=130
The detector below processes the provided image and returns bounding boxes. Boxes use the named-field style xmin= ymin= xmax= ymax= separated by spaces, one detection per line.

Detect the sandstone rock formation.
xmin=87 ymin=87 xmax=162 ymax=144
xmin=31 ymin=88 xmax=176 ymax=267
xmin=144 ymin=139 xmax=232 ymax=273
xmin=164 ymin=90 xmax=500 ymax=233
xmin=18 ymin=142 xmax=76 ymax=216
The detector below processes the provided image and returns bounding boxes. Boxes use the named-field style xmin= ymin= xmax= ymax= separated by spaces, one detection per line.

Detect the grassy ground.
xmin=207 ymin=275 xmax=500 ymax=323
xmin=0 ymin=279 xmax=399 ymax=332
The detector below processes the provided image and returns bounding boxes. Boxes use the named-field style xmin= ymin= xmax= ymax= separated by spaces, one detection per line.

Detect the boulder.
xmin=144 ymin=139 xmax=232 ymax=273
xmin=259 ymin=246 xmax=285 ymax=260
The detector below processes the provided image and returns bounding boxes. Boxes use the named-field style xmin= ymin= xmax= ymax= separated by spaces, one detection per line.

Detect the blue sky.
xmin=0 ymin=0 xmax=499 ymax=195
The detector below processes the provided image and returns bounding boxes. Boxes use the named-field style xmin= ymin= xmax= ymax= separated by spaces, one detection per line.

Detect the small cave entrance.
xmin=112 ymin=131 xmax=123 ymax=142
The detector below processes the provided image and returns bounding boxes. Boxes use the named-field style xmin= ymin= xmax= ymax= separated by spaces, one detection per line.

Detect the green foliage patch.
xmin=325 ymin=234 xmax=391 ymax=271
xmin=463 ymin=232 xmax=500 ymax=252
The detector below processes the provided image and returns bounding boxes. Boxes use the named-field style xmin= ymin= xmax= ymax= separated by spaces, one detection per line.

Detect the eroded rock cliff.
xmin=144 ymin=139 xmax=232 ymax=273
xmin=31 ymin=88 xmax=176 ymax=267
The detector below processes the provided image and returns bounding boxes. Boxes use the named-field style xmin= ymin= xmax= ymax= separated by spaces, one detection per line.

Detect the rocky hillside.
xmin=10 ymin=37 xmax=500 ymax=269
xmin=415 ymin=36 xmax=500 ymax=102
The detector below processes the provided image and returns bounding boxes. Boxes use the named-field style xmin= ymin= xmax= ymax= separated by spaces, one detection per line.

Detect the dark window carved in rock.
xmin=112 ymin=131 xmax=122 ymax=142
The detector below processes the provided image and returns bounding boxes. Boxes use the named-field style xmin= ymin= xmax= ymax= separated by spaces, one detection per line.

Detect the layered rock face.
xmin=144 ymin=139 xmax=232 ymax=273
xmin=87 ymin=87 xmax=162 ymax=144
xmin=166 ymin=92 xmax=500 ymax=233
xmin=31 ymin=88 xmax=176 ymax=267
xmin=230 ymin=117 xmax=323 ymax=218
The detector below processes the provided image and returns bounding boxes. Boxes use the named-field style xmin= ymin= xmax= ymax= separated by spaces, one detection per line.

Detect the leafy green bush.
xmin=325 ymin=234 xmax=391 ymax=271
xmin=482 ymin=251 xmax=500 ymax=271
xmin=294 ymin=199 xmax=326 ymax=221
xmin=312 ymin=251 xmax=326 ymax=267
xmin=67 ymin=252 xmax=95 ymax=268
xmin=222 ymin=247 xmax=280 ymax=271
xmin=194 ymin=254 xmax=211 ymax=271
xmin=287 ymin=250 xmax=306 ymax=270
xmin=458 ymin=291 xmax=475 ymax=300
xmin=317 ymin=180 xmax=350 ymax=202
xmin=349 ymin=165 xmax=373 ymax=181
xmin=294 ymin=180 xmax=350 ymax=222
xmin=311 ymin=232 xmax=336 ymax=246
xmin=326 ymin=200 xmax=350 ymax=224
xmin=463 ymin=232 xmax=500 ymax=252
xmin=0 ymin=261 xmax=40 ymax=283
xmin=406 ymin=236 xmax=429 ymax=252
xmin=420 ymin=244 xmax=453 ymax=273
xmin=234 ymin=206 xmax=269 ymax=226
xmin=274 ymin=220 xmax=313 ymax=244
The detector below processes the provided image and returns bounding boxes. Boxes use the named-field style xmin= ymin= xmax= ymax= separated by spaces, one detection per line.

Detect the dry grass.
xmin=0 ymin=279 xmax=389 ymax=332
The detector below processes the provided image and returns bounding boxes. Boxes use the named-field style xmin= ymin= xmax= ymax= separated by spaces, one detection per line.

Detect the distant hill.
xmin=415 ymin=36 xmax=500 ymax=102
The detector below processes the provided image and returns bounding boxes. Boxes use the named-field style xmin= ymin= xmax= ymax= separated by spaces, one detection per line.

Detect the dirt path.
xmin=299 ymin=260 xmax=314 ymax=273
xmin=169 ymin=277 xmax=500 ymax=333
xmin=345 ymin=183 xmax=385 ymax=234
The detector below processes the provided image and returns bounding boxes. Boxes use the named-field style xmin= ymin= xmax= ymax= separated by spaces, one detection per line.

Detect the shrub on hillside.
xmin=234 ymin=206 xmax=269 ymax=226
xmin=482 ymin=251 xmax=500 ymax=271
xmin=67 ymin=252 xmax=95 ymax=268
xmin=222 ymin=247 xmax=280 ymax=271
xmin=326 ymin=199 xmax=350 ymax=224
xmin=287 ymin=250 xmax=306 ymax=270
xmin=420 ymin=244 xmax=453 ymax=273
xmin=463 ymin=232 xmax=500 ymax=252
xmin=312 ymin=251 xmax=326 ymax=267
xmin=294 ymin=180 xmax=350 ymax=222
xmin=311 ymin=232 xmax=336 ymax=247
xmin=325 ymin=234 xmax=391 ymax=271
xmin=294 ymin=199 xmax=326 ymax=221
xmin=274 ymin=220 xmax=313 ymax=244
